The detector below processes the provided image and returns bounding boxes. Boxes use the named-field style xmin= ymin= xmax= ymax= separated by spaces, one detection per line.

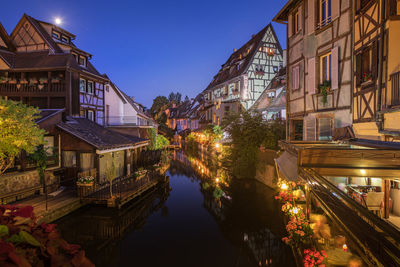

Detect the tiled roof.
xmin=57 ymin=117 xmax=141 ymax=151
xmin=205 ymin=24 xmax=282 ymax=91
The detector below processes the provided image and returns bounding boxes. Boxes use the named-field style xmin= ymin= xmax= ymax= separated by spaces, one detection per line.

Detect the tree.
xmin=150 ymin=96 xmax=170 ymax=124
xmin=175 ymin=92 xmax=182 ymax=104
xmin=147 ymin=128 xmax=170 ymax=150
xmin=0 ymin=98 xmax=46 ymax=175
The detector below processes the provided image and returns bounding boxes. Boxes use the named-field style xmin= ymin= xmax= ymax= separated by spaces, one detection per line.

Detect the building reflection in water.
xmin=171 ymin=151 xmax=295 ymax=267
xmin=56 ymin=177 xmax=171 ymax=267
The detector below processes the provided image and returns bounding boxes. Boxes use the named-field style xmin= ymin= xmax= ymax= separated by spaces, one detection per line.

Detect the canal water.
xmin=56 ymin=153 xmax=295 ymax=267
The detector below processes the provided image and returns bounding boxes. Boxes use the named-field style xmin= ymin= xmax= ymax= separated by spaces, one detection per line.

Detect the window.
xmin=390 ymin=71 xmax=400 ymax=106
xmin=61 ymin=36 xmax=69 ymax=43
xmin=105 ymin=85 xmax=109 ymax=92
xmin=356 ymin=42 xmax=377 ymax=86
xmin=80 ymin=78 xmax=86 ymax=92
xmin=87 ymin=110 xmax=94 ymax=121
xmin=224 ymin=85 xmax=228 ymax=96
xmin=52 ymin=31 xmax=60 ymax=39
xmin=273 ymin=66 xmax=279 ymax=73
xmin=79 ymin=56 xmax=86 ymax=67
xmin=292 ymin=120 xmax=304 ymax=141
xmin=318 ymin=0 xmax=332 ymax=28
xmin=362 ymin=47 xmax=373 ymax=82
xmin=72 ymin=53 xmax=78 ymax=62
xmin=292 ymin=9 xmax=300 ymax=35
xmin=320 ymin=53 xmax=331 ymax=83
xmin=318 ymin=117 xmax=333 ymax=141
xmin=292 ymin=65 xmax=300 ymax=90
xmin=62 ymin=151 xmax=76 ymax=167
xmin=87 ymin=81 xmax=94 ymax=94
xmin=44 ymin=136 xmax=55 ymax=156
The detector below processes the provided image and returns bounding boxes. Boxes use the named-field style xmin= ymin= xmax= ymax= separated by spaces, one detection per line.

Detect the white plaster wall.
xmin=104 ymin=85 xmax=124 ymax=125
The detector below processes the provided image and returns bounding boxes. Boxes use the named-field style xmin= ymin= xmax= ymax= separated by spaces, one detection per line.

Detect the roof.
xmin=0 ymin=22 xmax=14 ymax=51
xmin=205 ymin=24 xmax=282 ymax=91
xmin=273 ymin=0 xmax=301 ymax=23
xmin=36 ymin=109 xmax=64 ymax=124
xmin=252 ymin=68 xmax=286 ymax=111
xmin=119 ymin=90 xmax=152 ymax=120
xmin=57 ymin=117 xmax=144 ymax=151
xmin=0 ymin=49 xmax=104 ymax=78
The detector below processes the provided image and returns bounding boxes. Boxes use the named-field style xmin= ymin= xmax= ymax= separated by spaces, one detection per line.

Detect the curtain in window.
xmin=80 ymin=153 xmax=95 ymax=171
xmin=62 ymin=151 xmax=76 ymax=167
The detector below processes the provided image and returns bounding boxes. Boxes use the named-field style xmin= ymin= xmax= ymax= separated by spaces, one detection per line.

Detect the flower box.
xmin=8 ymin=80 xmax=17 ymax=84
xmin=254 ymin=71 xmax=265 ymax=76
xmin=20 ymin=79 xmax=28 ymax=84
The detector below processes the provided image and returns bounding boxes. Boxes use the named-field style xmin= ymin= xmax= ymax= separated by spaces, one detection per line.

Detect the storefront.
xmin=276 ymin=140 xmax=400 ymax=266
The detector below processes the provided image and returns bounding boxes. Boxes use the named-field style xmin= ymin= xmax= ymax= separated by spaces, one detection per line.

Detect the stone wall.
xmin=0 ymin=170 xmax=59 ymax=201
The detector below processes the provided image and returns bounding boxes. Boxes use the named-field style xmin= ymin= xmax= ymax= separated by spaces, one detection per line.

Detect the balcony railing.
xmin=104 ymin=116 xmax=155 ymax=127
xmin=0 ymin=82 xmax=65 ymax=93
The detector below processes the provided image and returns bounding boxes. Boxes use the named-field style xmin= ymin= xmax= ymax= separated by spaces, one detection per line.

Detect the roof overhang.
xmin=96 ymin=141 xmax=149 ymax=154
xmin=273 ymin=0 xmax=301 ymax=23
xmin=279 ymin=140 xmax=400 ymax=179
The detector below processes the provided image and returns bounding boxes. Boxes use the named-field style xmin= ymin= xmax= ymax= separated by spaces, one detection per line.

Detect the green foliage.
xmin=150 ymin=96 xmax=170 ymax=120
xmin=156 ymin=134 xmax=170 ymax=150
xmin=185 ymin=133 xmax=199 ymax=157
xmin=158 ymin=123 xmax=175 ymax=139
xmin=203 ymin=125 xmax=223 ymax=143
xmin=28 ymin=145 xmax=48 ymax=184
xmin=147 ymin=128 xmax=170 ymax=150
xmin=318 ymin=80 xmax=331 ymax=105
xmin=222 ymin=111 xmax=286 ymax=179
xmin=0 ymin=98 xmax=46 ymax=175
xmin=168 ymin=92 xmax=182 ymax=104
xmin=213 ymin=187 xmax=224 ymax=199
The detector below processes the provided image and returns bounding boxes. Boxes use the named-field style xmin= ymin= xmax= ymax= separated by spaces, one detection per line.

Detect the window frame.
xmin=87 ymin=110 xmax=94 ymax=121
xmin=291 ymin=64 xmax=300 ymax=91
xmin=52 ymin=31 xmax=60 ymax=39
xmin=318 ymin=0 xmax=332 ymax=28
xmin=293 ymin=8 xmax=300 ymax=35
xmin=317 ymin=116 xmax=334 ymax=141
xmin=78 ymin=56 xmax=86 ymax=67
xmin=79 ymin=78 xmax=86 ymax=93
xmin=319 ymin=52 xmax=332 ymax=84
xmin=87 ymin=81 xmax=94 ymax=95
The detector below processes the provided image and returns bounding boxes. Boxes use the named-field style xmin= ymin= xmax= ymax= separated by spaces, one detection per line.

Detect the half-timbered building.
xmin=202 ymin=24 xmax=284 ymax=125
xmin=274 ymin=0 xmax=353 ymax=141
xmin=0 ymin=14 xmax=108 ymax=125
xmin=352 ymin=0 xmax=400 ymax=141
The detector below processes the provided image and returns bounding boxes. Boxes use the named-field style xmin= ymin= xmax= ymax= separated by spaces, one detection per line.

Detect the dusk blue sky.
xmin=1 ymin=0 xmax=288 ymax=107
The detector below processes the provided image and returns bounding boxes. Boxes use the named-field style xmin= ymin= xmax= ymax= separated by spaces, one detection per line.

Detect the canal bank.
xmin=56 ymin=152 xmax=295 ymax=267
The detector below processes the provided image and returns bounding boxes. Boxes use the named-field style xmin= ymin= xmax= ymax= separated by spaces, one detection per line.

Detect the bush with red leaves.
xmin=0 ymin=205 xmax=94 ymax=267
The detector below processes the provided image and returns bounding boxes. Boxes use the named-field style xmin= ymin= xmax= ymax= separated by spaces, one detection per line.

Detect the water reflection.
xmin=57 ymin=152 xmax=294 ymax=267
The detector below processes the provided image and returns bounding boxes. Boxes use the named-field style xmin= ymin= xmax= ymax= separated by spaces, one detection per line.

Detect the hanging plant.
xmin=318 ymin=80 xmax=331 ymax=106
xmin=39 ymin=77 xmax=48 ymax=84
xmin=0 ymin=76 xmax=7 ymax=83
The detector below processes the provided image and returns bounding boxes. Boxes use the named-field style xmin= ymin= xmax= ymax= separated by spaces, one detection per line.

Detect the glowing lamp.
xmin=215 ymin=143 xmax=220 ymax=149
xmin=343 ymin=244 xmax=348 ymax=252
xmin=360 ymin=169 xmax=366 ymax=176
xmin=280 ymin=183 xmax=288 ymax=190
xmin=216 ymin=178 xmax=219 ymax=183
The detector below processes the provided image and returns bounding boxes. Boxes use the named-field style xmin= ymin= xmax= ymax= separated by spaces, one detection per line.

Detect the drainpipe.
xmin=376 ymin=0 xmax=386 ymax=131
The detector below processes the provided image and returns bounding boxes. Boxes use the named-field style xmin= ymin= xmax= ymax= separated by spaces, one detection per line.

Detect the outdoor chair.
xmin=365 ymin=192 xmax=384 ymax=217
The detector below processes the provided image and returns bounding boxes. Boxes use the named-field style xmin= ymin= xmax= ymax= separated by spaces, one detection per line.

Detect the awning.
xmin=275 ymin=151 xmax=298 ymax=181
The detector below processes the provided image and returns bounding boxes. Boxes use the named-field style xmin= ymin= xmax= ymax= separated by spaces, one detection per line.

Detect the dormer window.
xmin=61 ymin=36 xmax=69 ymax=43
xmin=52 ymin=31 xmax=60 ymax=39
xmin=78 ymin=56 xmax=86 ymax=67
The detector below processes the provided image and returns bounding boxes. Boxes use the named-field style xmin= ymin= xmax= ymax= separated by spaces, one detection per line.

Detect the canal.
xmin=56 ymin=152 xmax=295 ymax=267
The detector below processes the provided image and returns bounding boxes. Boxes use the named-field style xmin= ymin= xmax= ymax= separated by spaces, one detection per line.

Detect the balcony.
xmin=0 ymin=81 xmax=65 ymax=93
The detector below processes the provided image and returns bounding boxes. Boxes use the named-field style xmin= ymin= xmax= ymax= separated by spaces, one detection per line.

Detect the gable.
xmin=0 ymin=37 xmax=6 ymax=48
xmin=0 ymin=57 xmax=9 ymax=69
xmin=11 ymin=17 xmax=49 ymax=52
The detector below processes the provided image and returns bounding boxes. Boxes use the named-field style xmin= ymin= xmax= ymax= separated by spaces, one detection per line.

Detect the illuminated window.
xmin=87 ymin=110 xmax=94 ymax=121
xmin=320 ymin=52 xmax=331 ymax=83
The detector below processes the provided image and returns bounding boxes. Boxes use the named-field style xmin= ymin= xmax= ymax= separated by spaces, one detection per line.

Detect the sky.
xmin=1 ymin=0 xmax=288 ymax=107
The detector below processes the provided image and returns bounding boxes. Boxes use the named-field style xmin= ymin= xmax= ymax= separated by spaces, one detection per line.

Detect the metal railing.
xmin=300 ymin=167 xmax=400 ymax=266
xmin=103 ymin=116 xmax=155 ymax=127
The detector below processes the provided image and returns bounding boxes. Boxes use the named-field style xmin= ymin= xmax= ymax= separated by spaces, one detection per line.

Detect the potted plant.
xmin=51 ymin=77 xmax=61 ymax=83
xmin=318 ymin=80 xmax=331 ymax=106
xmin=77 ymin=176 xmax=95 ymax=186
xmin=39 ymin=77 xmax=48 ymax=84
xmin=29 ymin=78 xmax=38 ymax=85
xmin=38 ymin=84 xmax=44 ymax=90
xmin=8 ymin=78 xmax=17 ymax=84
xmin=20 ymin=78 xmax=28 ymax=84
xmin=362 ymin=72 xmax=373 ymax=83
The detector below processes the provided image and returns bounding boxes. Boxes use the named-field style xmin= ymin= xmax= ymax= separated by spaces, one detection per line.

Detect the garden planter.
xmin=76 ymin=182 xmax=95 ymax=198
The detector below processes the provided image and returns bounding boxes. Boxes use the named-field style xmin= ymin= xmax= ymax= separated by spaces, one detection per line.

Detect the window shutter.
xmin=300 ymin=62 xmax=304 ymax=89
xmin=372 ymin=40 xmax=378 ymax=80
xmin=308 ymin=57 xmax=316 ymax=94
xmin=308 ymin=0 xmax=315 ymax=34
xmin=305 ymin=117 xmax=316 ymax=141
xmin=356 ymin=52 xmax=362 ymax=86
xmin=288 ymin=14 xmax=293 ymax=38
xmin=332 ymin=0 xmax=340 ymax=20
xmin=331 ymin=46 xmax=339 ymax=90
xmin=298 ymin=6 xmax=303 ymax=31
